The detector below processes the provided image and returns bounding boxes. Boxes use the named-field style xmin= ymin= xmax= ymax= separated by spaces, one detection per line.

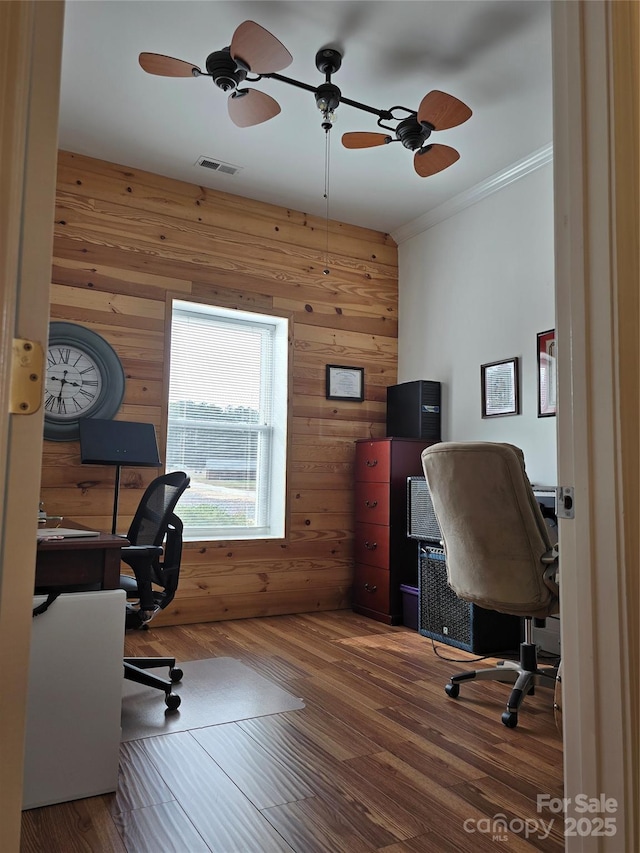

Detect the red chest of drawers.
xmin=352 ymin=437 xmax=432 ymax=624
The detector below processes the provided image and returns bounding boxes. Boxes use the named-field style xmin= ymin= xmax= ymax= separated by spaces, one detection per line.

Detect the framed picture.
xmin=481 ymin=357 xmax=520 ymax=418
xmin=325 ymin=364 xmax=364 ymax=401
xmin=537 ymin=329 xmax=557 ymax=417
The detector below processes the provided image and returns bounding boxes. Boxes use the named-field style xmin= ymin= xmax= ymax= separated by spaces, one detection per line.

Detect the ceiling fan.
xmin=139 ymin=20 xmax=472 ymax=178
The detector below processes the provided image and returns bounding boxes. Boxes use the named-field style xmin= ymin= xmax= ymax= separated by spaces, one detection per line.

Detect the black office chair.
xmin=121 ymin=471 xmax=190 ymax=710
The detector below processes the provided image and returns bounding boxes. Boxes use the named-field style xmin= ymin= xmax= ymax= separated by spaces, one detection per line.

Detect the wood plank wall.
xmin=42 ymin=150 xmax=399 ymax=625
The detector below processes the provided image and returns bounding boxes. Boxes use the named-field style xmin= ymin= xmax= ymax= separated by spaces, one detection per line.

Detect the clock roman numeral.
xmin=45 ymin=394 xmax=69 ymax=415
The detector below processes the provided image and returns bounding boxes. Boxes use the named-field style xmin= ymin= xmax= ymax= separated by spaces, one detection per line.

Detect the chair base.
xmin=123 ymin=657 xmax=183 ymax=710
xmin=445 ymin=641 xmax=558 ymax=728
xmin=125 ymin=603 xmax=161 ymax=630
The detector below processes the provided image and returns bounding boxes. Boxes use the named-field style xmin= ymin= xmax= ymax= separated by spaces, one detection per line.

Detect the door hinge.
xmin=556 ymin=486 xmax=575 ymax=519
xmin=10 ymin=338 xmax=44 ymax=414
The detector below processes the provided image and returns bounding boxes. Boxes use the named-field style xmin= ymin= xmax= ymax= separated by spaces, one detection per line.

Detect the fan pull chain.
xmin=323 ymin=128 xmax=331 ymax=275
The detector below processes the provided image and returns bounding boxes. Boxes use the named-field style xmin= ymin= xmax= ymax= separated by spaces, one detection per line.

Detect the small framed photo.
xmin=326 ymin=364 xmax=364 ymax=401
xmin=481 ymin=357 xmax=520 ymax=418
xmin=537 ymin=329 xmax=557 ymax=417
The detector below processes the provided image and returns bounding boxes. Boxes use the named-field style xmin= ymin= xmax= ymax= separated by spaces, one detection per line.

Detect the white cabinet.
xmin=23 ymin=590 xmax=125 ymax=809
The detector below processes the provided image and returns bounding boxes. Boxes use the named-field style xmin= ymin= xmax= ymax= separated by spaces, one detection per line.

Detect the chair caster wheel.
xmin=165 ymin=692 xmax=181 ymax=711
xmin=502 ymin=710 xmax=518 ymax=728
xmin=445 ymin=682 xmax=460 ymax=698
xmin=169 ymin=667 xmax=183 ymax=683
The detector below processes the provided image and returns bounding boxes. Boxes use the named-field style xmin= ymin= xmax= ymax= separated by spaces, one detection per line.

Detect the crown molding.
xmin=391 ymin=143 xmax=553 ymax=245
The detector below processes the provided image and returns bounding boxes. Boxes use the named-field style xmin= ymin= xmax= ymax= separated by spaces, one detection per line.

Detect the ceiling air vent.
xmin=196 ymin=156 xmax=242 ymax=176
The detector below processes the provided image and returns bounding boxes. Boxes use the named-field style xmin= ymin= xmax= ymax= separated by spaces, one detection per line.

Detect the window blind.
xmin=166 ymin=301 xmax=285 ymax=539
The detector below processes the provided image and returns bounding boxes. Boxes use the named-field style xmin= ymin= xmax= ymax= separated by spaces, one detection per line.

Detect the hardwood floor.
xmin=21 ymin=611 xmax=564 ymax=852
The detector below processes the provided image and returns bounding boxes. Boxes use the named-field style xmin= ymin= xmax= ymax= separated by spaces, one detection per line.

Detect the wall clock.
xmin=44 ymin=322 xmax=126 ymax=441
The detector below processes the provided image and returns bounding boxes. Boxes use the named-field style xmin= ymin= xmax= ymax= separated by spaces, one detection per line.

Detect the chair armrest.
xmin=121 ymin=545 xmax=163 ymax=557
xmin=121 ymin=545 xmax=163 ymax=570
xmin=120 ymin=545 xmax=163 ymax=612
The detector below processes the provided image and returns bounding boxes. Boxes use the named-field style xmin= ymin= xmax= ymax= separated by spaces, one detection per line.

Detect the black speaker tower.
xmin=386 ymin=380 xmax=441 ymax=440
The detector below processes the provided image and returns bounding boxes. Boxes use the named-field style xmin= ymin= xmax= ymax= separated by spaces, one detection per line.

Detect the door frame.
xmin=0 ymin=2 xmax=64 ymax=848
xmin=552 ymin=1 xmax=638 ymax=849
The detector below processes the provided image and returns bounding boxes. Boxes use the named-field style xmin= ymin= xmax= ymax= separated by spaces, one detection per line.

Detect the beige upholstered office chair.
xmin=421 ymin=441 xmax=559 ymax=728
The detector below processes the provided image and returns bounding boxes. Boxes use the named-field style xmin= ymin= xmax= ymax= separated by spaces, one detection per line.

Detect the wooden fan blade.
xmin=231 ymin=20 xmax=293 ymax=74
xmin=417 ymin=90 xmax=472 ymax=130
xmin=228 ymin=89 xmax=281 ymax=127
xmin=414 ymin=144 xmax=460 ymax=177
xmin=342 ymin=132 xmax=393 ymax=150
xmin=139 ymin=53 xmax=200 ymax=77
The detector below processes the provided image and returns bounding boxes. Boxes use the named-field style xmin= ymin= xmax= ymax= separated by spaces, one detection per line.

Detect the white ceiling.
xmin=58 ymin=0 xmax=552 ymax=235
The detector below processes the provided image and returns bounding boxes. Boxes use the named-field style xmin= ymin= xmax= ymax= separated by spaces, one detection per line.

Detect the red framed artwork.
xmin=537 ymin=329 xmax=557 ymax=417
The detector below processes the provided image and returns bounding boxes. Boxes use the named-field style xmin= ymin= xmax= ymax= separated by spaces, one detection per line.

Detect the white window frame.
xmin=167 ymin=299 xmax=289 ymax=541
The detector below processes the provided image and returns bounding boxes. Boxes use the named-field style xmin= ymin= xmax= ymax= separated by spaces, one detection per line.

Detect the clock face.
xmin=43 ymin=322 xmax=126 ymax=442
xmin=45 ymin=344 xmax=104 ymax=420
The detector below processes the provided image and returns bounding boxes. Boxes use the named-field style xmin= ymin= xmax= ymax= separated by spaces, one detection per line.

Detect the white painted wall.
xmin=397 ymin=163 xmax=557 ymax=486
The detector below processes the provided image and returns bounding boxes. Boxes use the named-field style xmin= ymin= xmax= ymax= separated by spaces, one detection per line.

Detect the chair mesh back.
xmin=127 ymin=472 xmax=190 ymax=547
xmin=156 ymin=513 xmax=183 ymax=604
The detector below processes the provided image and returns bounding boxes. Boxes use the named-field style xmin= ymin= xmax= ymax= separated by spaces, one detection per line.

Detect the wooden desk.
xmin=36 ymin=531 xmax=128 ymax=590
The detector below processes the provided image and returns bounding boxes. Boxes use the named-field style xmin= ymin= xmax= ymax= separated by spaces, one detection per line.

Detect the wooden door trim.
xmin=0 ymin=3 xmax=64 ymax=848
xmin=552 ymin=1 xmax=638 ymax=848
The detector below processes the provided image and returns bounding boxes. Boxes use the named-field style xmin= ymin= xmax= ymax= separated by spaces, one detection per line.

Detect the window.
xmin=166 ymin=299 xmax=289 ymax=540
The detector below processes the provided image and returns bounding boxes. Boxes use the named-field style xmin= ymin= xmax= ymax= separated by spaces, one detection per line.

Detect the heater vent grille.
xmin=196 ymin=156 xmax=241 ymax=175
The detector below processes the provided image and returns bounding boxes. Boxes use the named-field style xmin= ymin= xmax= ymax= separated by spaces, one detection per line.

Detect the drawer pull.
xmin=364 ymin=582 xmax=378 ymax=593
xmin=365 ymin=459 xmax=378 ymax=468
xmin=364 ymin=500 xmax=378 ymax=509
xmin=364 ymin=541 xmax=377 ymax=550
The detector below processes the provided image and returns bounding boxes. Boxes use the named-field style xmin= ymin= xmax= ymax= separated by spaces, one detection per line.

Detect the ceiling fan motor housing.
xmin=315 ymin=48 xmax=342 ymax=76
xmin=315 ymin=82 xmax=341 ymax=113
xmin=396 ymin=117 xmax=431 ymax=150
xmin=206 ymin=48 xmax=247 ymax=91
